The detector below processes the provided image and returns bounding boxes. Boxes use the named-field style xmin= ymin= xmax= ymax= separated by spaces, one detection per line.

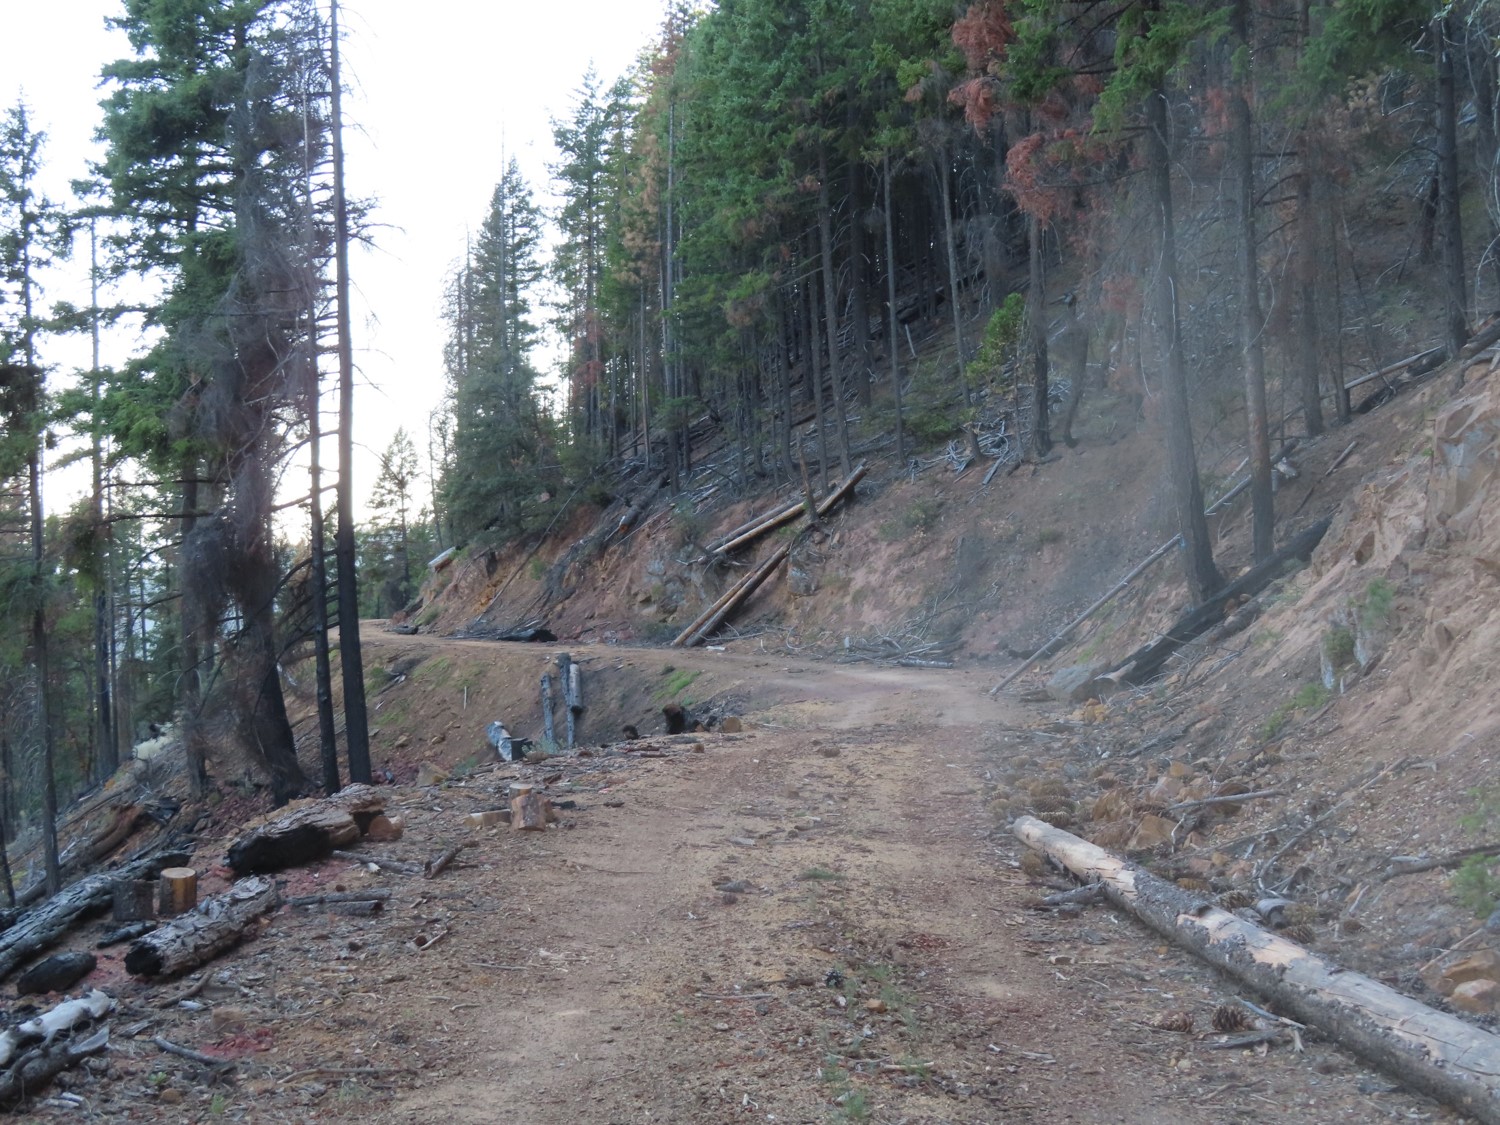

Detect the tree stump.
xmin=112 ymin=878 xmax=156 ymax=923
xmin=157 ymin=869 xmax=197 ymax=916
xmin=511 ymin=785 xmax=549 ymax=831
xmin=125 ymin=876 xmax=279 ymax=978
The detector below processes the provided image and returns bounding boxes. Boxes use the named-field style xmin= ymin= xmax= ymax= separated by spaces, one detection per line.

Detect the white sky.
xmin=12 ymin=0 xmax=667 ymax=518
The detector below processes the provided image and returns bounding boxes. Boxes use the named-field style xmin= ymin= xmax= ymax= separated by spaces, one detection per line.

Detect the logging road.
xmin=351 ymin=633 xmax=1444 ymax=1124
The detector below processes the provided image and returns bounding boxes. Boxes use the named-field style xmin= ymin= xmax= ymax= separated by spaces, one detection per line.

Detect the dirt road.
xmin=346 ymin=635 xmax=1441 ymax=1125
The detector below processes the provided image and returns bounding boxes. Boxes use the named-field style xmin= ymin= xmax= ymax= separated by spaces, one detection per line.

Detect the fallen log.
xmin=125 ymin=876 xmax=279 ymax=979
xmin=0 ymin=990 xmax=113 ymax=1069
xmin=1106 ymin=518 xmax=1331 ymax=685
xmin=1013 ymin=816 xmax=1500 ymax=1124
xmin=16 ymin=952 xmax=96 ymax=996
xmin=330 ymin=849 xmax=423 ymax=876
xmin=226 ymin=783 xmax=386 ymax=875
xmin=0 ymin=1026 xmax=109 ymax=1110
xmin=674 ymin=462 xmax=867 ymax=647
xmin=707 ymin=495 xmax=817 ymax=557
xmin=0 ymin=853 xmax=181 ymax=982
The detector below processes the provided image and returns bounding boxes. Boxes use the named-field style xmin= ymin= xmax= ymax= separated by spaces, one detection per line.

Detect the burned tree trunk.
xmin=1107 ymin=519 xmax=1331 ymax=685
xmin=0 ymin=854 xmax=178 ymax=981
xmin=125 ymin=876 xmax=279 ymax=978
xmin=226 ymin=783 xmax=385 ymax=875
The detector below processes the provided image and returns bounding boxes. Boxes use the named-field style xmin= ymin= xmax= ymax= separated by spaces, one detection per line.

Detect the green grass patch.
xmin=1361 ymin=578 xmax=1396 ymax=628
xmin=652 ymin=665 xmax=701 ymax=704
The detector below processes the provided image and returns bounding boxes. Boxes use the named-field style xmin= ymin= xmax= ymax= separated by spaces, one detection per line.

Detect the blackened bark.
xmin=1231 ymin=0 xmax=1274 ymax=563
xmin=1436 ymin=13 xmax=1470 ymax=364
xmin=1146 ymin=86 xmax=1221 ymax=602
xmin=1027 ymin=213 xmax=1051 ymax=458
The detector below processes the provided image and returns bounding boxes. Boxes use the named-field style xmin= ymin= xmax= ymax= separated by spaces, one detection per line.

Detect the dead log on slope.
xmin=1106 ymin=518 xmax=1331 ymax=685
xmin=673 ymin=462 xmax=867 ymax=647
xmin=225 ymin=783 xmax=385 ymax=876
xmin=0 ymin=1026 xmax=110 ymax=1110
xmin=1013 ymin=816 xmax=1500 ymax=1124
xmin=0 ymin=853 xmax=182 ymax=982
xmin=125 ymin=876 xmax=279 ymax=978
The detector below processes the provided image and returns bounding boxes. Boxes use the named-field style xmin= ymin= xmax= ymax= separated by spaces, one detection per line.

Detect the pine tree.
xmin=0 ymin=100 xmax=71 ymax=891
xmin=440 ymin=160 xmax=554 ymax=543
xmin=97 ymin=0 xmax=330 ymax=803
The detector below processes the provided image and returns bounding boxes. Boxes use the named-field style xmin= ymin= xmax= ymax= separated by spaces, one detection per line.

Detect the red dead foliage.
xmin=952 ymin=2 xmax=1015 ymax=72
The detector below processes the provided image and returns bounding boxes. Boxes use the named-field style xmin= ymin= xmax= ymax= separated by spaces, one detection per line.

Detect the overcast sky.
xmin=13 ymin=0 xmax=667 ymax=517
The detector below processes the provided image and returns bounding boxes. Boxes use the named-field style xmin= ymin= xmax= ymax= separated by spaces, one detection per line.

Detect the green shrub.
xmin=1361 ymin=578 xmax=1395 ymax=627
xmin=1451 ymin=856 xmax=1500 ymax=919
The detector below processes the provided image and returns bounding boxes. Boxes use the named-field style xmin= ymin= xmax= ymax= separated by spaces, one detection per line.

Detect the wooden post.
xmin=1014 ymin=816 xmax=1500 ymax=1124
xmin=112 ymin=877 xmax=155 ymax=923
xmin=568 ymin=663 xmax=582 ymax=716
xmin=541 ymin=674 xmax=555 ymax=747
xmin=558 ymin=653 xmax=576 ymax=749
xmin=157 ymin=868 xmax=197 ymax=917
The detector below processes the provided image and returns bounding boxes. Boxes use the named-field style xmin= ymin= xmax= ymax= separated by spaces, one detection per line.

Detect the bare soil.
xmin=17 ymin=631 xmax=1460 ymax=1124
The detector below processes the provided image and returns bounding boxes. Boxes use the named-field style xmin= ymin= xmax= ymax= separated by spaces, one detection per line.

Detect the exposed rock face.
xmin=1046 ymin=664 xmax=1108 ymax=704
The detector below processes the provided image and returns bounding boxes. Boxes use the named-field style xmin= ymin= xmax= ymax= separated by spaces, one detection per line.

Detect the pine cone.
xmin=1148 ymin=1010 xmax=1195 ymax=1033
xmin=1211 ymin=1005 xmax=1257 ymax=1033
xmin=1218 ymin=889 xmax=1253 ymax=911
xmin=1038 ymin=809 xmax=1075 ymax=828
xmin=1031 ymin=794 xmax=1076 ymax=814
xmin=1282 ymin=923 xmax=1315 ymax=946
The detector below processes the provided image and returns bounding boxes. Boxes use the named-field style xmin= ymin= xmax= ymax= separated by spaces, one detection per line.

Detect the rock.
xmin=721 ymin=716 xmax=743 ymax=733
xmin=1429 ymin=948 xmax=1500 ymax=995
xmin=1046 ymin=664 xmax=1108 ymax=704
xmin=17 ymin=951 xmax=97 ymax=995
xmin=464 ymin=811 xmax=506 ymax=830
xmin=1129 ymin=814 xmax=1176 ymax=850
xmin=788 ymin=565 xmax=818 ymax=596
xmin=365 ymin=813 xmax=405 ymax=841
xmin=865 ymin=998 xmax=888 ymax=1013
xmin=1450 ymin=979 xmax=1500 ymax=1015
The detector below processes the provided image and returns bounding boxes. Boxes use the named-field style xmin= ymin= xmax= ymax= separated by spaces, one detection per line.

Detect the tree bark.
xmin=1107 ymin=517 xmax=1331 ymax=685
xmin=125 ymin=876 xmax=279 ymax=978
xmin=1296 ymin=153 xmax=1325 ymax=437
xmin=1436 ymin=12 xmax=1471 ymax=367
xmin=1026 ymin=213 xmax=1051 ymax=458
xmin=330 ymin=0 xmax=372 ymax=784
xmin=1145 ymin=84 xmax=1221 ymax=601
xmin=1231 ymin=0 xmax=1274 ymax=563
xmin=817 ymin=143 xmax=854 ymax=478
xmin=226 ymin=783 xmax=385 ymax=875
xmin=1014 ymin=816 xmax=1500 ymax=1125
xmin=884 ymin=153 xmax=906 ymax=466
xmin=0 ymin=854 xmax=176 ymax=981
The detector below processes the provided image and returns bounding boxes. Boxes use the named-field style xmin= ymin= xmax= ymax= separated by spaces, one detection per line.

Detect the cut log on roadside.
xmin=157 ymin=868 xmax=197 ymax=916
xmin=1013 ymin=815 xmax=1500 ymax=1124
xmin=225 ymin=784 xmax=386 ymax=875
xmin=0 ymin=1025 xmax=109 ymax=1110
xmin=1106 ymin=519 xmax=1331 ymax=685
xmin=124 ymin=876 xmax=279 ymax=979
xmin=0 ymin=853 xmax=182 ymax=982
